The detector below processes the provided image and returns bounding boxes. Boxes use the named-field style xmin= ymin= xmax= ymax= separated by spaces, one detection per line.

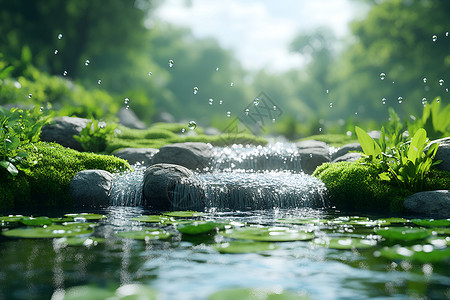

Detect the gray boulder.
xmin=426 ymin=137 xmax=450 ymax=172
xmin=113 ymin=148 xmax=159 ymax=165
xmin=151 ymin=142 xmax=212 ymax=171
xmin=40 ymin=116 xmax=89 ymax=151
xmin=332 ymin=152 xmax=362 ymax=163
xmin=331 ymin=143 xmax=362 ymax=160
xmin=70 ymin=170 xmax=113 ymax=208
xmin=403 ymin=190 xmax=450 ymax=218
xmin=296 ymin=140 xmax=329 ymax=151
xmin=117 ymin=107 xmax=146 ymax=129
xmin=142 ymin=163 xmax=204 ymax=211
xmin=297 ymin=148 xmax=330 ymax=175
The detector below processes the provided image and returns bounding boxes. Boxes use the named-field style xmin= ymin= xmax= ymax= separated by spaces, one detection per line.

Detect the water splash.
xmin=109 ymin=166 xmax=145 ymax=206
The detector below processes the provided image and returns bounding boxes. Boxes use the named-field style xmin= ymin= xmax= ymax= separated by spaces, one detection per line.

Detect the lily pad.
xmin=116 ymin=229 xmax=172 ymax=240
xmin=375 ymin=226 xmax=431 ymax=242
xmin=177 ymin=221 xmax=226 ymax=235
xmin=50 ymin=217 xmax=75 ymax=223
xmin=64 ymin=213 xmax=106 ymax=220
xmin=411 ymin=219 xmax=450 ymax=228
xmin=379 ymin=217 xmax=409 ymax=224
xmin=376 ymin=245 xmax=450 ymax=263
xmin=276 ymin=218 xmax=327 ymax=225
xmin=222 ymin=227 xmax=314 ymax=242
xmin=312 ymin=237 xmax=377 ymax=249
xmin=61 ymin=284 xmax=159 ymax=300
xmin=20 ymin=216 xmax=52 ymax=226
xmin=130 ymin=215 xmax=176 ymax=224
xmin=55 ymin=237 xmax=105 ymax=247
xmin=208 ymin=287 xmax=308 ymax=299
xmin=2 ymin=224 xmax=95 ymax=238
xmin=0 ymin=215 xmax=24 ymax=227
xmin=214 ymin=241 xmax=279 ymax=254
xmin=163 ymin=211 xmax=204 ymax=218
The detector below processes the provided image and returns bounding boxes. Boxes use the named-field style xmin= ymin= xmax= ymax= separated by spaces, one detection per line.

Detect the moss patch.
xmin=313 ymin=161 xmax=450 ymax=213
xmin=0 ymin=142 xmax=131 ymax=211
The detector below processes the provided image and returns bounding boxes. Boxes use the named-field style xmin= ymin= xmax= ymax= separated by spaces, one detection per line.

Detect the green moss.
xmin=300 ymin=134 xmax=358 ymax=147
xmin=0 ymin=142 xmax=131 ymax=211
xmin=313 ymin=162 xmax=450 ymax=213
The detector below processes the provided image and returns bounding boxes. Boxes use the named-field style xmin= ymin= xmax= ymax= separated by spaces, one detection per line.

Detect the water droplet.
xmin=39 ymin=107 xmax=44 ymax=112
xmin=168 ymin=59 xmax=174 ymax=68
xmin=54 ymin=49 xmax=58 ymax=55
xmin=253 ymin=98 xmax=259 ymax=106
xmin=392 ymin=81 xmax=395 ymax=84
xmin=63 ymin=71 xmax=68 ymax=76
xmin=208 ymin=98 xmax=214 ymax=105
xmin=125 ymin=105 xmax=130 ymax=110
xmin=193 ymin=86 xmax=199 ymax=95
xmin=439 ymin=79 xmax=444 ymax=86
xmin=244 ymin=108 xmax=249 ymax=115
xmin=398 ymin=96 xmax=403 ymax=104
xmin=273 ymin=105 xmax=277 ymax=111
xmin=436 ymin=98 xmax=440 ymax=103
xmin=188 ymin=121 xmax=197 ymax=130
xmin=355 ymin=112 xmax=358 ymax=115
xmin=446 ymin=32 xmax=449 ymax=37
xmin=124 ymin=97 xmax=130 ymax=105
xmin=272 ymin=118 xmax=276 ymax=123
xmin=319 ymin=127 xmax=322 ymax=132
xmin=84 ymin=59 xmax=90 ymax=66
xmin=28 ymin=94 xmax=32 ymax=99
xmin=329 ymin=102 xmax=333 ymax=108
xmin=423 ymin=77 xmax=427 ymax=83
xmin=381 ymin=97 xmax=386 ymax=105
xmin=326 ymin=89 xmax=329 ymax=94
xmin=422 ymin=97 xmax=427 ymax=106
xmin=446 ymin=88 xmax=449 ymax=92
xmin=97 ymin=79 xmax=102 ymax=85
xmin=181 ymin=128 xmax=185 ymax=133
xmin=226 ymin=111 xmax=231 ymax=117
xmin=380 ymin=72 xmax=386 ymax=80
xmin=57 ymin=33 xmax=63 ymax=40
xmin=148 ymin=72 xmax=152 ymax=76
xmin=215 ymin=67 xmax=219 ymax=71
xmin=432 ymin=35 xmax=437 ymax=42
xmin=230 ymin=82 xmax=234 ymax=87
xmin=219 ymin=100 xmax=223 ymax=105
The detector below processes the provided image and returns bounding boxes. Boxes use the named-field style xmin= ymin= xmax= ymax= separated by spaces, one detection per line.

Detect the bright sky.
xmin=154 ymin=0 xmax=366 ymax=73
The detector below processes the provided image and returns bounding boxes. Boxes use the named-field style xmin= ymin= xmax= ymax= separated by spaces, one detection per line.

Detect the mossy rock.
xmin=313 ymin=162 xmax=450 ymax=213
xmin=0 ymin=142 xmax=131 ymax=211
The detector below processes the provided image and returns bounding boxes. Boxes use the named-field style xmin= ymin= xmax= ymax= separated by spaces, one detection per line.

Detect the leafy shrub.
xmin=74 ymin=119 xmax=116 ymax=153
xmin=407 ymin=98 xmax=450 ymax=140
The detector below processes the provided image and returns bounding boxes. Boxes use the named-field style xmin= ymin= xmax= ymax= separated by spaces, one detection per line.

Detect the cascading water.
xmin=109 ymin=142 xmax=327 ymax=210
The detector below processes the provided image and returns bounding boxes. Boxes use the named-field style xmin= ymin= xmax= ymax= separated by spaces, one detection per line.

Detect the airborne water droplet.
xmin=57 ymin=33 xmax=63 ymax=40
xmin=253 ymin=98 xmax=259 ymax=106
xmin=85 ymin=60 xmax=90 ymax=66
xmin=215 ymin=67 xmax=219 ymax=71
xmin=422 ymin=97 xmax=427 ymax=106
xmin=208 ymin=98 xmax=213 ymax=105
xmin=188 ymin=121 xmax=197 ymax=130
xmin=439 ymin=79 xmax=444 ymax=86
xmin=446 ymin=32 xmax=449 ymax=37
xmin=244 ymin=108 xmax=249 ymax=115
xmin=168 ymin=59 xmax=174 ymax=68
xmin=326 ymin=89 xmax=329 ymax=94
xmin=39 ymin=107 xmax=44 ymax=112
xmin=97 ymin=79 xmax=102 ymax=85
xmin=432 ymin=35 xmax=437 ymax=42
xmin=423 ymin=78 xmax=427 ymax=83
xmin=398 ymin=96 xmax=403 ymax=104
xmin=54 ymin=49 xmax=58 ymax=55
xmin=28 ymin=94 xmax=32 ymax=99
xmin=148 ymin=72 xmax=152 ymax=76
xmin=230 ymin=82 xmax=234 ymax=87
xmin=273 ymin=105 xmax=277 ymax=111
xmin=329 ymin=102 xmax=333 ymax=108
xmin=193 ymin=86 xmax=199 ymax=95
xmin=380 ymin=72 xmax=386 ymax=80
xmin=219 ymin=100 xmax=223 ymax=105
xmin=272 ymin=118 xmax=276 ymax=123
xmin=226 ymin=111 xmax=231 ymax=117
xmin=63 ymin=71 xmax=68 ymax=76
xmin=181 ymin=128 xmax=185 ymax=133
xmin=382 ymin=97 xmax=386 ymax=105
xmin=124 ymin=97 xmax=130 ymax=105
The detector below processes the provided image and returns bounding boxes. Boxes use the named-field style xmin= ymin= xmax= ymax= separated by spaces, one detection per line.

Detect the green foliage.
xmin=74 ymin=119 xmax=116 ymax=153
xmin=0 ymin=106 xmax=51 ymax=176
xmin=355 ymin=126 xmax=441 ymax=191
xmin=407 ymin=99 xmax=450 ymax=140
xmin=0 ymin=142 xmax=131 ymax=210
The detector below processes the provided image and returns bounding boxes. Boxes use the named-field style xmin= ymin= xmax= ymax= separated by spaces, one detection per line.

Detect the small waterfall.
xmin=109 ymin=142 xmax=328 ymax=210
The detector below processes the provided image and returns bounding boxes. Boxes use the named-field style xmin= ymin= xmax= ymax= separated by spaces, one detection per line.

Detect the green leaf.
xmin=62 ymin=285 xmax=115 ymax=300
xmin=116 ymin=229 xmax=172 ymax=240
xmin=130 ymin=215 xmax=176 ymax=224
xmin=5 ymin=136 xmax=20 ymax=150
xmin=62 ymin=284 xmax=160 ymax=300
xmin=378 ymin=172 xmax=391 ymax=181
xmin=208 ymin=288 xmax=309 ymax=300
xmin=312 ymin=237 xmax=377 ymax=249
xmin=355 ymin=126 xmax=381 ymax=158
xmin=222 ymin=227 xmax=314 ymax=242
xmin=407 ymin=128 xmax=427 ymax=163
xmin=55 ymin=237 xmax=105 ymax=247
xmin=177 ymin=221 xmax=226 ymax=235
xmin=64 ymin=213 xmax=106 ymax=220
xmin=20 ymin=216 xmax=52 ymax=226
xmin=376 ymin=245 xmax=450 ymax=263
xmin=379 ymin=217 xmax=409 ymax=224
xmin=213 ymin=241 xmax=279 ymax=254
xmin=0 ymin=160 xmax=19 ymax=176
xmin=163 ymin=211 xmax=204 ymax=217
xmin=375 ymin=226 xmax=431 ymax=242
xmin=411 ymin=219 xmax=450 ymax=227
xmin=2 ymin=224 xmax=95 ymax=238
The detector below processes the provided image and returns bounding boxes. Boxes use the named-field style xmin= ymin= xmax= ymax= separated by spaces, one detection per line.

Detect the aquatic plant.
xmin=74 ymin=118 xmax=116 ymax=153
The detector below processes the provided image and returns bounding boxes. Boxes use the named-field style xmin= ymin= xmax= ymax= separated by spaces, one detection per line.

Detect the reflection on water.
xmin=0 ymin=207 xmax=449 ymax=300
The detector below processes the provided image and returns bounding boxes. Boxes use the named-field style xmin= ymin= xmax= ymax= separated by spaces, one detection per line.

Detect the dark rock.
xmin=40 ymin=116 xmax=89 ymax=151
xmin=142 ymin=163 xmax=204 ymax=211
xmin=426 ymin=137 xmax=450 ymax=172
xmin=297 ymin=148 xmax=330 ymax=175
xmin=296 ymin=140 xmax=329 ymax=150
xmin=153 ymin=111 xmax=175 ymax=123
xmin=117 ymin=107 xmax=146 ymax=129
xmin=70 ymin=170 xmax=113 ymax=208
xmin=151 ymin=142 xmax=212 ymax=171
xmin=331 ymin=143 xmax=362 ymax=160
xmin=404 ymin=190 xmax=450 ymax=218
xmin=332 ymin=152 xmax=362 ymax=163
xmin=113 ymin=148 xmax=159 ymax=165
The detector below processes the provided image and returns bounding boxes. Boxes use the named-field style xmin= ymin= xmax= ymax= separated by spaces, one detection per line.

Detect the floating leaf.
xmin=115 ymin=284 xmax=159 ymax=299
xmin=375 ymin=226 xmax=431 ymax=242
xmin=116 ymin=229 xmax=172 ymax=240
xmin=376 ymin=245 xmax=450 ymax=263
xmin=276 ymin=218 xmax=327 ymax=225
xmin=130 ymin=215 xmax=176 ymax=224
xmin=379 ymin=217 xmax=409 ymax=224
xmin=312 ymin=237 xmax=377 ymax=249
xmin=2 ymin=224 xmax=95 ymax=238
xmin=55 ymin=237 xmax=105 ymax=247
xmin=50 ymin=217 xmax=75 ymax=223
xmin=222 ymin=227 xmax=314 ymax=242
xmin=20 ymin=216 xmax=52 ymax=226
xmin=64 ymin=213 xmax=106 ymax=220
xmin=214 ymin=241 xmax=279 ymax=254
xmin=61 ymin=284 xmax=159 ymax=300
xmin=177 ymin=221 xmax=226 ymax=235
xmin=411 ymin=219 xmax=450 ymax=228
xmin=163 ymin=211 xmax=204 ymax=218
xmin=0 ymin=215 xmax=24 ymax=227
xmin=208 ymin=287 xmax=308 ymax=299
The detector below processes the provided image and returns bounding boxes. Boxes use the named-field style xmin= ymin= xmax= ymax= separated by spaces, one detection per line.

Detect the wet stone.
xmin=113 ymin=148 xmax=159 ymax=166
xmin=70 ymin=170 xmax=113 ymax=208
xmin=151 ymin=142 xmax=213 ymax=171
